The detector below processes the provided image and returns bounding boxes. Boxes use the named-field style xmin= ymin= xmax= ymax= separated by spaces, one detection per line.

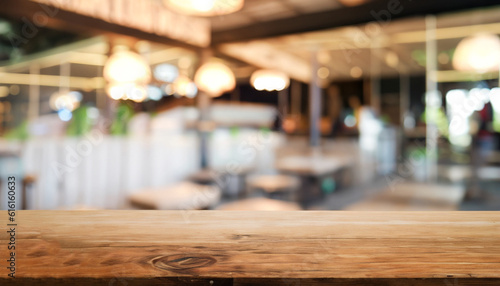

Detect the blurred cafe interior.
xmin=1 ymin=0 xmax=500 ymax=211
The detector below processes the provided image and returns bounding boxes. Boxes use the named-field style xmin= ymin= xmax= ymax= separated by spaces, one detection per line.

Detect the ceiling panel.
xmin=210 ymin=0 xmax=346 ymax=32
xmin=210 ymin=14 xmax=255 ymax=31
xmin=286 ymin=0 xmax=343 ymax=13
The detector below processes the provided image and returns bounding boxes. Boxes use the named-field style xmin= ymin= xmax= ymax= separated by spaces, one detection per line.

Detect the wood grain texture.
xmin=233 ymin=278 xmax=500 ymax=286
xmin=3 ymin=278 xmax=500 ymax=286
xmin=2 ymin=278 xmax=232 ymax=286
xmin=1 ymin=211 xmax=500 ymax=284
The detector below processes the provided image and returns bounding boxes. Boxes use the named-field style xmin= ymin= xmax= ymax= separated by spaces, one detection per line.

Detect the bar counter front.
xmin=1 ymin=211 xmax=499 ymax=285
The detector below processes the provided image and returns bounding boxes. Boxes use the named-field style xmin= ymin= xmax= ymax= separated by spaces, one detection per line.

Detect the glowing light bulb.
xmin=250 ymin=69 xmax=290 ymax=91
xmin=453 ymin=33 xmax=500 ymax=73
xmin=103 ymin=50 xmax=151 ymax=84
xmin=164 ymin=0 xmax=244 ymax=17
xmin=194 ymin=60 xmax=235 ymax=97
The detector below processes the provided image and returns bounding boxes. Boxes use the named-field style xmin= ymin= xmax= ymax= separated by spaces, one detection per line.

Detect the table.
xmin=276 ymin=154 xmax=353 ymax=204
xmin=346 ymin=182 xmax=466 ymax=211
xmin=1 ymin=211 xmax=499 ymax=285
xmin=246 ymin=174 xmax=300 ymax=200
xmin=188 ymin=167 xmax=254 ymax=198
xmin=217 ymin=197 xmax=301 ymax=211
xmin=129 ymin=182 xmax=221 ymax=210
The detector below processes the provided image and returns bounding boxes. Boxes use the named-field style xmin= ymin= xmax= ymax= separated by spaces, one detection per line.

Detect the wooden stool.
xmin=22 ymin=175 xmax=36 ymax=210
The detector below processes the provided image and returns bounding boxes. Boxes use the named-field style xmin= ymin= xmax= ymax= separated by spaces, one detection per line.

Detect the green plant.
xmin=110 ymin=103 xmax=134 ymax=136
xmin=4 ymin=120 xmax=29 ymax=141
xmin=67 ymin=106 xmax=93 ymax=137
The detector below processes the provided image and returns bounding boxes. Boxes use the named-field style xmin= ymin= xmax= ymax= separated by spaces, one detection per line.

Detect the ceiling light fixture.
xmin=164 ymin=0 xmax=244 ymax=17
xmin=194 ymin=60 xmax=236 ymax=97
xmin=250 ymin=69 xmax=290 ymax=91
xmin=452 ymin=33 xmax=500 ymax=73
xmin=338 ymin=0 xmax=370 ymax=7
xmin=104 ymin=50 xmax=151 ymax=84
xmin=103 ymin=48 xmax=151 ymax=102
xmin=172 ymin=75 xmax=198 ymax=98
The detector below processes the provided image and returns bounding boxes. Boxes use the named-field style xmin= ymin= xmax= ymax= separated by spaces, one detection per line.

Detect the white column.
xmin=309 ymin=51 xmax=321 ymax=147
xmin=370 ymin=40 xmax=382 ymax=115
xmin=425 ymin=15 xmax=439 ymax=182
xmin=399 ymin=71 xmax=410 ymax=128
xmin=28 ymin=64 xmax=40 ymax=120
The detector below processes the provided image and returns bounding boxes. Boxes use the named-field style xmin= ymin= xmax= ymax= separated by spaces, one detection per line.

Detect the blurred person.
xmin=358 ymin=106 xmax=383 ymax=153
xmin=466 ymin=101 xmax=495 ymax=200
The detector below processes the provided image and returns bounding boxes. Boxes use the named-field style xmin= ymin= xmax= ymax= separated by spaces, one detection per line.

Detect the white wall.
xmin=1 ymin=130 xmax=283 ymax=210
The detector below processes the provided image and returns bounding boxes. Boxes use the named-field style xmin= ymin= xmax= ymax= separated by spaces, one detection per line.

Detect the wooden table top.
xmin=128 ymin=182 xmax=221 ymax=210
xmin=246 ymin=175 xmax=300 ymax=191
xmin=1 ymin=211 xmax=500 ymax=285
xmin=276 ymin=155 xmax=351 ymax=176
xmin=216 ymin=198 xmax=302 ymax=211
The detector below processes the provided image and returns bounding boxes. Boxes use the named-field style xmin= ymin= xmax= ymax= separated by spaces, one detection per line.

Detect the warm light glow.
xmin=103 ymin=48 xmax=152 ymax=102
xmin=164 ymin=0 xmax=244 ymax=16
xmin=338 ymin=0 xmax=370 ymax=7
xmin=317 ymin=67 xmax=330 ymax=79
xmin=49 ymin=90 xmax=81 ymax=122
xmin=385 ymin=51 xmax=399 ymax=68
xmin=107 ymin=84 xmax=127 ymax=100
xmin=452 ymin=33 xmax=500 ymax=73
xmin=194 ymin=60 xmax=236 ymax=97
xmin=163 ymin=84 xmax=174 ymax=96
xmin=350 ymin=66 xmax=363 ymax=78
xmin=172 ymin=75 xmax=198 ymax=98
xmin=128 ymin=85 xmax=148 ymax=102
xmin=106 ymin=82 xmax=148 ymax=102
xmin=103 ymin=50 xmax=151 ymax=84
xmin=250 ymin=69 xmax=290 ymax=91
xmin=50 ymin=91 xmax=82 ymax=111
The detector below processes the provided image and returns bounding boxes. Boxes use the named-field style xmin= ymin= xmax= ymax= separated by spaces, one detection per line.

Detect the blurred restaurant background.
xmin=1 ymin=0 xmax=500 ymax=211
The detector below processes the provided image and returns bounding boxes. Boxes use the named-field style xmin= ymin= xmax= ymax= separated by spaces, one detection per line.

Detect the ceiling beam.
xmin=0 ymin=0 xmax=205 ymax=52
xmin=0 ymin=73 xmax=105 ymax=89
xmin=212 ymin=0 xmax=500 ymax=44
xmin=218 ymin=41 xmax=311 ymax=82
xmin=391 ymin=22 xmax=500 ymax=44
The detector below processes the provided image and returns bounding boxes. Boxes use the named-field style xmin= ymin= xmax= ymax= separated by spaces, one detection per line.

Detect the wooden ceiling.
xmin=2 ymin=0 xmax=500 ymax=84
xmin=211 ymin=0 xmax=345 ymax=32
xmin=218 ymin=5 xmax=500 ymax=82
xmin=211 ymin=0 xmax=500 ymax=44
